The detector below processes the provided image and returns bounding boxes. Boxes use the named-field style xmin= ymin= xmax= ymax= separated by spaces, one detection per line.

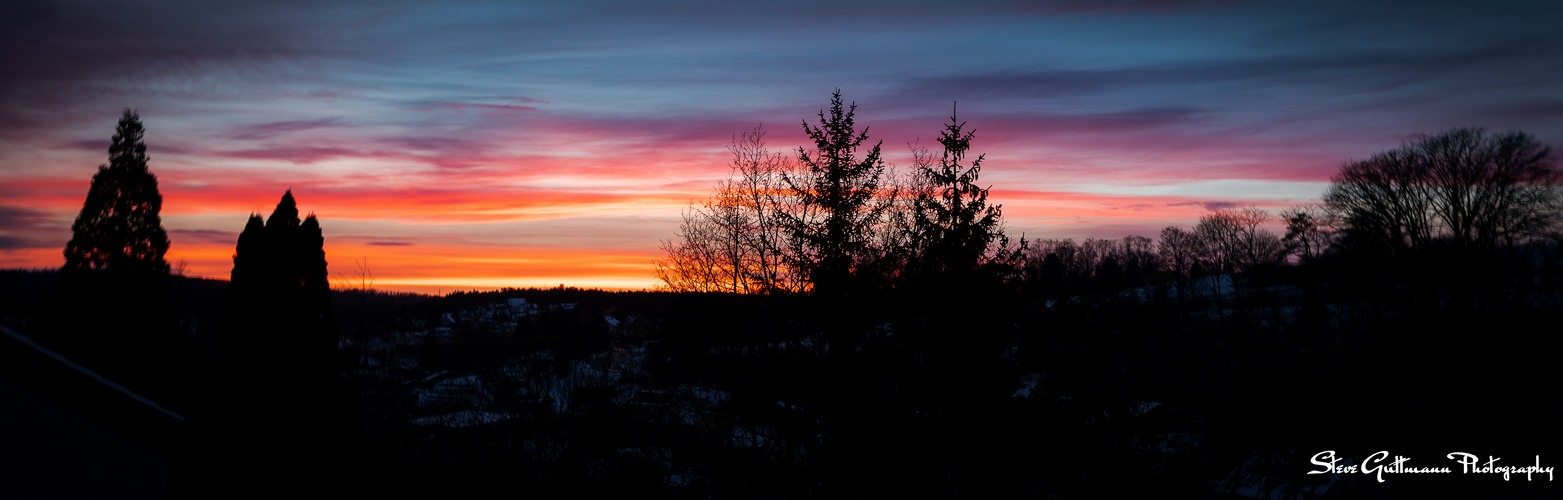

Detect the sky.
xmin=3 ymin=0 xmax=1561 ymax=293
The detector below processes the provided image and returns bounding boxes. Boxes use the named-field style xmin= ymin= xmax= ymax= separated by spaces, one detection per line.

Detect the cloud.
xmin=169 ymin=228 xmax=239 ymax=244
xmin=58 ymin=139 xmax=107 ymax=152
xmin=1167 ymin=200 xmax=1243 ymax=211
xmin=367 ymin=241 xmax=412 ymax=246
xmin=409 ymin=102 xmax=540 ymax=115
xmin=0 ymin=0 xmax=351 ymax=137
xmin=55 ymin=136 xmax=189 ymax=155
xmin=0 ymin=236 xmax=30 ymax=249
xmin=372 ymin=135 xmax=493 ymax=157
xmin=0 ymin=205 xmax=63 ymax=250
xmin=211 ymin=145 xmax=379 ymax=164
xmin=884 ymin=38 xmax=1563 ymax=148
xmin=230 ymin=118 xmax=345 ymax=140
xmin=500 ymin=96 xmax=550 ymax=104
xmin=994 ymin=0 xmax=1240 ymax=16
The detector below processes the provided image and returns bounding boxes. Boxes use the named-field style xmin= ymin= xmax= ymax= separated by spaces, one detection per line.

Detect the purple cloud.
xmin=1167 ymin=201 xmax=1244 ymax=211
xmin=0 ymin=206 xmax=63 ymax=250
xmin=230 ymin=118 xmax=344 ymax=141
xmin=169 ymin=228 xmax=240 ymax=245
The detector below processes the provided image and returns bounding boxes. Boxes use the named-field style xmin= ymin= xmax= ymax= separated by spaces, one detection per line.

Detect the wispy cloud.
xmin=994 ymin=0 xmax=1240 ymax=16
xmin=1167 ymin=200 xmax=1244 ymax=211
xmin=408 ymin=102 xmax=541 ymax=114
xmin=169 ymin=228 xmax=240 ymax=245
xmin=0 ymin=206 xmax=64 ymax=250
xmin=230 ymin=118 xmax=345 ymax=141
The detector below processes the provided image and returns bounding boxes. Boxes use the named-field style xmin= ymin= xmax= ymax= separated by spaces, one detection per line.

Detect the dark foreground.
xmin=2 ymin=263 xmax=1561 ymax=498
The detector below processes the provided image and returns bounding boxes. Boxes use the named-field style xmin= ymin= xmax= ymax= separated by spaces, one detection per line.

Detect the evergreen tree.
xmin=780 ymin=90 xmax=890 ymax=296
xmin=39 ymin=110 xmax=181 ymax=408
xmin=223 ymin=190 xmax=334 ymax=344
xmin=215 ymin=190 xmax=338 ymax=488
xmin=64 ymin=109 xmax=170 ymax=273
xmin=908 ymin=104 xmax=1003 ymax=279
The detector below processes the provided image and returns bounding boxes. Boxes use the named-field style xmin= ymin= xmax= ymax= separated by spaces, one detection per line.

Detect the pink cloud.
xmin=409 ymin=102 xmax=541 ymax=115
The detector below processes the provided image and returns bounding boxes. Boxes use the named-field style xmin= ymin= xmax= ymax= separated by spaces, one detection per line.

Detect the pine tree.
xmin=909 ymin=104 xmax=1002 ymax=279
xmin=64 ymin=109 xmax=171 ymax=273
xmin=780 ymin=90 xmax=890 ymax=296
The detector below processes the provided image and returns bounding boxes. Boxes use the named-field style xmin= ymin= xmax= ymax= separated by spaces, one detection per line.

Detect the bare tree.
xmin=331 ymin=256 xmax=377 ymax=336
xmin=1195 ymin=209 xmax=1241 ymax=302
xmin=1120 ymin=235 xmax=1157 ymax=286
xmin=1194 ymin=207 xmax=1283 ymax=305
xmin=654 ymin=126 xmax=801 ymax=294
xmin=1422 ymin=128 xmax=1561 ymax=250
xmin=1231 ymin=207 xmax=1285 ymax=272
xmin=729 ymin=126 xmax=796 ymax=293
xmin=1158 ymin=226 xmax=1204 ymax=302
xmin=655 ymin=199 xmax=735 ymax=293
xmin=1323 ymin=128 xmax=1561 ymax=255
xmin=1323 ymin=147 xmax=1434 ymax=255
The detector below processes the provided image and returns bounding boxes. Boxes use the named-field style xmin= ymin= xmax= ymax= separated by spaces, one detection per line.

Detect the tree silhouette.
xmin=1280 ymin=205 xmax=1334 ymax=263
xmin=654 ymin=126 xmax=798 ymax=294
xmin=34 ymin=109 xmax=182 ymax=416
xmin=1191 ymin=207 xmax=1283 ymax=305
xmin=1323 ymin=127 xmax=1560 ymax=256
xmin=63 ymin=109 xmax=170 ymax=274
xmin=212 ymin=190 xmax=338 ymax=492
xmin=223 ymin=190 xmax=334 ymax=343
xmin=1229 ymin=207 xmax=1285 ymax=272
xmin=907 ymin=104 xmax=1003 ymax=280
xmin=780 ymin=90 xmax=891 ymax=296
xmin=1119 ymin=235 xmax=1156 ymax=288
xmin=1158 ymin=226 xmax=1204 ymax=303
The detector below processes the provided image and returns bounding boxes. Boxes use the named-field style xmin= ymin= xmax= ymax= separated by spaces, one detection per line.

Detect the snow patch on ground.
xmin=1012 ymin=372 xmax=1043 ymax=398
xmin=409 ymin=410 xmax=515 ymax=428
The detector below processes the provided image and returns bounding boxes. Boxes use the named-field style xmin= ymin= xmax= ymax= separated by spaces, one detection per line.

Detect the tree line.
xmin=655 ymin=92 xmax=1022 ymax=296
xmin=657 ymin=91 xmax=1563 ymax=298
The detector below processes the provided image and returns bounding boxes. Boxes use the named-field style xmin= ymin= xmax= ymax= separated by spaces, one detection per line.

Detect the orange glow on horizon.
xmin=154 ymin=239 xmax=666 ymax=293
xmin=5 ymin=179 xmax=1310 ymax=290
xmin=5 ymin=135 xmax=1322 ymax=292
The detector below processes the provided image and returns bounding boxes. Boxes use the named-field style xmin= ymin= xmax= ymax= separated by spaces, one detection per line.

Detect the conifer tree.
xmin=908 ymin=104 xmax=1002 ymax=279
xmin=64 ymin=109 xmax=170 ymax=273
xmin=223 ymin=190 xmax=334 ymax=343
xmin=780 ymin=90 xmax=890 ymax=296
xmin=215 ymin=190 xmax=337 ymax=488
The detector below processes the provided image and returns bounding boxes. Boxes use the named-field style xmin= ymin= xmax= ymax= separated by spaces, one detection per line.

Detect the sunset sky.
xmin=3 ymin=0 xmax=1561 ymax=293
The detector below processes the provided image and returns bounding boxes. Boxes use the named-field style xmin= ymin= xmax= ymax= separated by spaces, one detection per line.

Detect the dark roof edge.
xmin=0 ymin=324 xmax=185 ymax=422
